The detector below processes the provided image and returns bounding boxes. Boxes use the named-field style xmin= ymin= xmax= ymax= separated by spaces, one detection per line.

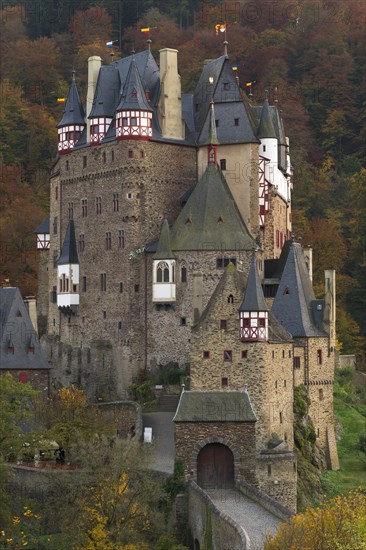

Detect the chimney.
xmin=324 ymin=269 xmax=336 ymax=347
xmin=24 ymin=296 xmax=38 ymax=334
xmin=158 ymin=48 xmax=185 ymax=140
xmin=86 ymin=56 xmax=102 ymax=143
xmin=303 ymin=246 xmax=313 ymax=282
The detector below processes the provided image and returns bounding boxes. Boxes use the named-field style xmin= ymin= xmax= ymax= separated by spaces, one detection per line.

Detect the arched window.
xmin=228 ymin=294 xmax=234 ymax=304
xmin=157 ymin=261 xmax=169 ymax=283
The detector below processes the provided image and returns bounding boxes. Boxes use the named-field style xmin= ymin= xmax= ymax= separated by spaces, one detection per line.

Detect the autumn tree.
xmin=265 ymin=491 xmax=366 ymax=549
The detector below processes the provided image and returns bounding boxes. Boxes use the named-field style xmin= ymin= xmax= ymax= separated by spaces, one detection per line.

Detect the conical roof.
xmin=170 ymin=163 xmax=256 ymax=251
xmin=257 ymin=97 xmax=277 ymax=139
xmin=272 ymin=242 xmax=325 ymax=337
xmin=154 ymin=219 xmax=175 ymax=260
xmin=57 ymin=74 xmax=86 ymax=128
xmin=56 ymin=220 xmax=79 ymax=265
xmin=116 ymin=57 xmax=152 ymax=112
xmin=239 ymin=255 xmax=268 ymax=311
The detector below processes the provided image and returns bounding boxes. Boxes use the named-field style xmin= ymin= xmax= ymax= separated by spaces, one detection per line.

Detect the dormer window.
xmin=28 ymin=341 xmax=35 ymax=353
xmin=16 ymin=310 xmax=22 ymax=317
xmin=7 ymin=338 xmax=14 ymax=354
xmin=157 ymin=261 xmax=170 ymax=283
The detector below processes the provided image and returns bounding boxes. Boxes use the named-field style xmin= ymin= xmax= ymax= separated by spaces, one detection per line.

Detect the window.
xmin=319 ymin=388 xmax=324 ymax=401
xmin=134 ymin=284 xmax=139 ymax=292
xmin=220 ymin=158 xmax=226 ymax=170
xmin=203 ymin=351 xmax=210 ymax=359
xmin=53 ymin=217 xmax=58 ymax=236
xmin=55 ymin=186 xmax=58 ymax=199
xmin=96 ymin=196 xmax=102 ymax=215
xmin=227 ymin=294 xmax=234 ymax=304
xmin=279 ymin=411 xmax=283 ymax=424
xmin=157 ymin=261 xmax=169 ymax=283
xmin=140 ymin=150 xmax=145 ymax=158
xmin=65 ymin=161 xmax=69 ymax=171
xmin=317 ymin=349 xmax=322 ymax=365
xmin=131 ymin=117 xmax=137 ymax=125
xmin=221 ymin=377 xmax=228 ymax=388
xmin=223 ymin=82 xmax=230 ymax=90
xmin=293 ymin=357 xmax=301 ymax=369
xmin=118 ymin=321 xmax=122 ymax=329
xmin=113 ymin=193 xmax=119 ymax=212
xmin=78 ymin=234 xmax=85 ymax=253
xmin=100 ymin=272 xmax=107 ymax=291
xmin=234 ymin=118 xmax=239 ymax=126
xmin=267 ymin=464 xmax=272 ymax=476
xmin=19 ymin=372 xmax=27 ymax=383
xmin=289 ymin=350 xmax=291 ymax=357
xmin=105 ymin=232 xmax=112 ymax=250
xmin=111 ymin=150 xmax=115 ymax=161
xmin=216 ymin=257 xmax=236 ymax=269
xmin=272 ymin=350 xmax=275 ymax=359
xmin=118 ymin=229 xmax=125 ymax=249
xmin=181 ymin=266 xmax=187 ymax=283
xmin=220 ymin=319 xmax=227 ymax=330
xmin=224 ymin=350 xmax=232 ymax=362
xmin=242 ymin=350 xmax=248 ymax=359
xmin=68 ymin=202 xmax=73 ymax=220
xmin=215 ymin=119 xmax=219 ymax=127
xmin=103 ymin=151 xmax=106 ymax=163
xmin=128 ymin=150 xmax=133 ymax=159
xmin=180 ymin=317 xmax=187 ymax=326
xmin=82 ymin=276 xmax=87 ymax=292
xmin=119 ymin=282 xmax=123 ymax=293
xmin=103 ymin=310 xmax=106 ymax=319
xmin=81 ymin=199 xmax=87 ymax=217
xmin=263 ymin=145 xmax=266 ymax=152
xmin=284 ymin=379 xmax=287 ymax=387
xmin=83 ymin=156 xmax=87 ymax=168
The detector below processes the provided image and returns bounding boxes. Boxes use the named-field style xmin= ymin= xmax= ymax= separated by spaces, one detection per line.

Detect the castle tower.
xmin=239 ymin=255 xmax=269 ymax=341
xmin=57 ymin=73 xmax=86 ymax=154
xmin=56 ymin=220 xmax=79 ymax=313
xmin=152 ymin=219 xmax=176 ymax=303
xmin=115 ymin=57 xmax=153 ymax=140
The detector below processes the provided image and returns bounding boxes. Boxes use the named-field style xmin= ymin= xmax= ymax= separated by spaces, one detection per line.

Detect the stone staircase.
xmin=158 ymin=394 xmax=180 ymax=412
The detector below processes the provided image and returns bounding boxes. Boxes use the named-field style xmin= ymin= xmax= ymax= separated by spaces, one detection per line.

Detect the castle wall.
xmin=262 ymin=190 xmax=291 ymax=260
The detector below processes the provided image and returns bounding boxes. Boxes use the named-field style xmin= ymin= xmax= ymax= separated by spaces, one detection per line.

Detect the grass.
xmin=323 ymin=385 xmax=366 ymax=497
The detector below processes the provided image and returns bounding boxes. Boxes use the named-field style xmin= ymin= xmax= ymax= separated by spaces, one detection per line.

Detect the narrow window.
xmin=181 ymin=266 xmax=187 ymax=283
xmin=319 ymin=388 xmax=324 ymax=401
xmin=113 ymin=193 xmax=119 ymax=212
xmin=118 ymin=229 xmax=125 ymax=249
xmin=228 ymin=294 xmax=234 ymax=304
xmin=289 ymin=350 xmax=291 ymax=357
xmin=279 ymin=412 xmax=283 ymax=423
xmin=220 ymin=159 xmax=226 ymax=170
xmin=263 ymin=145 xmax=266 ymax=152
xmin=55 ymin=186 xmax=58 ymax=199
xmin=267 ymin=464 xmax=272 ymax=476
xmin=223 ymin=82 xmax=229 ymax=90
xmin=242 ymin=350 xmax=248 ymax=359
xmin=282 ymin=350 xmax=285 ymax=358
xmin=96 ymin=196 xmax=102 ymax=215
xmin=82 ymin=276 xmax=87 ymax=292
xmin=103 ymin=310 xmax=106 ymax=319
xmin=224 ymin=350 xmax=232 ymax=362
xmin=53 ymin=217 xmax=58 ymax=235
xmin=272 ymin=350 xmax=275 ymax=359
xmin=81 ymin=199 xmax=87 ymax=217
xmin=78 ymin=234 xmax=85 ymax=253
xmin=284 ymin=379 xmax=287 ymax=387
xmin=118 ymin=321 xmax=122 ymax=329
xmin=128 ymin=150 xmax=133 ymax=158
xmin=103 ymin=151 xmax=106 ymax=163
xmin=220 ymin=319 xmax=227 ymax=330
xmin=180 ymin=317 xmax=186 ymax=326
xmin=65 ymin=161 xmax=69 ymax=172
xmin=83 ymin=156 xmax=87 ymax=168
xmin=140 ymin=150 xmax=144 ymax=158
xmin=215 ymin=119 xmax=219 ymax=127
xmin=317 ymin=349 xmax=322 ymax=365
xmin=100 ymin=273 xmax=107 ymax=291
xmin=105 ymin=232 xmax=112 ymax=250
xmin=134 ymin=284 xmax=139 ymax=292
xmin=68 ymin=202 xmax=73 ymax=220
xmin=111 ymin=150 xmax=115 ymax=161
xmin=234 ymin=118 xmax=239 ymax=126
xmin=119 ymin=282 xmax=123 ymax=293
xmin=203 ymin=351 xmax=210 ymax=359
xmin=221 ymin=377 xmax=228 ymax=388
xmin=293 ymin=357 xmax=301 ymax=369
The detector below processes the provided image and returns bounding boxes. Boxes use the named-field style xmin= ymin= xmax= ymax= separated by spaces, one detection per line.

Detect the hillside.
xmin=0 ymin=0 xmax=365 ymax=362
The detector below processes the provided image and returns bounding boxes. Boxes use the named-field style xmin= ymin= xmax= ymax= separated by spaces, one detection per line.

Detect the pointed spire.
xmin=57 ymin=73 xmax=86 ymax=128
xmin=117 ymin=57 xmax=152 ymax=112
xmin=57 ymin=220 xmax=79 ymax=266
xmin=207 ymin=100 xmax=219 ymax=164
xmin=154 ymin=219 xmax=175 ymax=260
xmin=257 ymin=96 xmax=276 ymax=139
xmin=239 ymin=254 xmax=268 ymax=312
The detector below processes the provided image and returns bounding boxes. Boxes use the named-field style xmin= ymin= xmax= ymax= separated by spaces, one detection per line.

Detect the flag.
xmin=231 ymin=64 xmax=238 ymax=71
xmin=246 ymin=82 xmax=253 ymax=87
xmin=215 ymin=23 xmax=226 ymax=35
xmin=106 ymin=40 xmax=118 ymax=47
xmin=140 ymin=27 xmax=150 ymax=34
xmin=57 ymin=98 xmax=65 ymax=103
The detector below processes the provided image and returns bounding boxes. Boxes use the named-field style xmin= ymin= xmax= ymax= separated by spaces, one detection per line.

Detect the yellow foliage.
xmin=265 ymin=490 xmax=366 ymax=549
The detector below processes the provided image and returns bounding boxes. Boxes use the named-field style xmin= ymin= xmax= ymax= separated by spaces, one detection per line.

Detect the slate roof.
xmin=33 ymin=217 xmax=50 ymax=234
xmin=257 ymin=98 xmax=277 ymax=139
xmin=173 ymin=389 xmax=257 ymax=422
xmin=0 ymin=288 xmax=50 ymax=371
xmin=89 ymin=64 xmax=120 ymax=118
xmin=154 ymin=219 xmax=175 ymax=260
xmin=57 ymin=75 xmax=86 ymax=128
xmin=239 ymin=255 xmax=268 ymax=312
xmin=57 ymin=220 xmax=79 ymax=266
xmin=272 ymin=242 xmax=326 ymax=337
xmin=116 ymin=56 xmax=153 ymax=112
xmin=170 ymin=163 xmax=256 ymax=251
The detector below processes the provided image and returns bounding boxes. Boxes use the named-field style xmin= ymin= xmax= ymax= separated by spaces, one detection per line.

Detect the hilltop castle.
xmin=35 ymin=46 xmax=339 ymax=511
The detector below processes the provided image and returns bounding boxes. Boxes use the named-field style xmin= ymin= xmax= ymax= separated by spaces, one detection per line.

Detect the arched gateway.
xmin=197 ymin=443 xmax=234 ymax=489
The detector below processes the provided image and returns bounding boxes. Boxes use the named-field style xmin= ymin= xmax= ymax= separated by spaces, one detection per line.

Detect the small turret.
xmin=57 ymin=72 xmax=86 ymax=154
xmin=34 ymin=217 xmax=50 ymax=250
xmin=56 ymin=220 xmax=79 ymax=312
xmin=152 ymin=219 xmax=176 ymax=303
xmin=239 ymin=255 xmax=269 ymax=341
xmin=257 ymin=95 xmax=277 ymax=169
xmin=115 ymin=57 xmax=153 ymax=140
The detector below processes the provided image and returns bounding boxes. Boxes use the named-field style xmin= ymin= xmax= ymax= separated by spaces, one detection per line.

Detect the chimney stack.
xmin=324 ymin=269 xmax=336 ymax=348
xmin=158 ymin=48 xmax=185 ymax=140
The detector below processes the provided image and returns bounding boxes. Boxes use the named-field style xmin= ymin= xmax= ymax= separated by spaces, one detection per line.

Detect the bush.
xmin=155 ymin=366 xmax=185 ymax=386
xmin=358 ymin=433 xmax=366 ymax=454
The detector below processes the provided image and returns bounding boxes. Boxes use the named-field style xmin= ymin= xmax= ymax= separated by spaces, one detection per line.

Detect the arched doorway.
xmin=197 ymin=443 xmax=234 ymax=489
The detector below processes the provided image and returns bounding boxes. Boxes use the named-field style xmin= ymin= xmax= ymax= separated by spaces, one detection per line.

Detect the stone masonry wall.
xmin=263 ymin=190 xmax=291 ymax=260
xmin=175 ymin=422 xmax=257 ymax=487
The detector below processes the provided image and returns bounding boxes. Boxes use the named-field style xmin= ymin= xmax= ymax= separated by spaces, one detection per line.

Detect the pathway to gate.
xmin=143 ymin=411 xmax=282 ymax=549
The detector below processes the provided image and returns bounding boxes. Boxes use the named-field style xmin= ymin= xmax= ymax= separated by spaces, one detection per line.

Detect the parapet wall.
xmin=188 ymin=481 xmax=249 ymax=550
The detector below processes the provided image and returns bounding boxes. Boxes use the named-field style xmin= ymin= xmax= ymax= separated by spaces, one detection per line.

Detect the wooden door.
xmin=197 ymin=443 xmax=234 ymax=489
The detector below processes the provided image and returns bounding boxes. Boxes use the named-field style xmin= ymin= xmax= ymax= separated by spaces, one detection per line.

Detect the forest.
xmin=0 ymin=0 xmax=365 ymax=364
